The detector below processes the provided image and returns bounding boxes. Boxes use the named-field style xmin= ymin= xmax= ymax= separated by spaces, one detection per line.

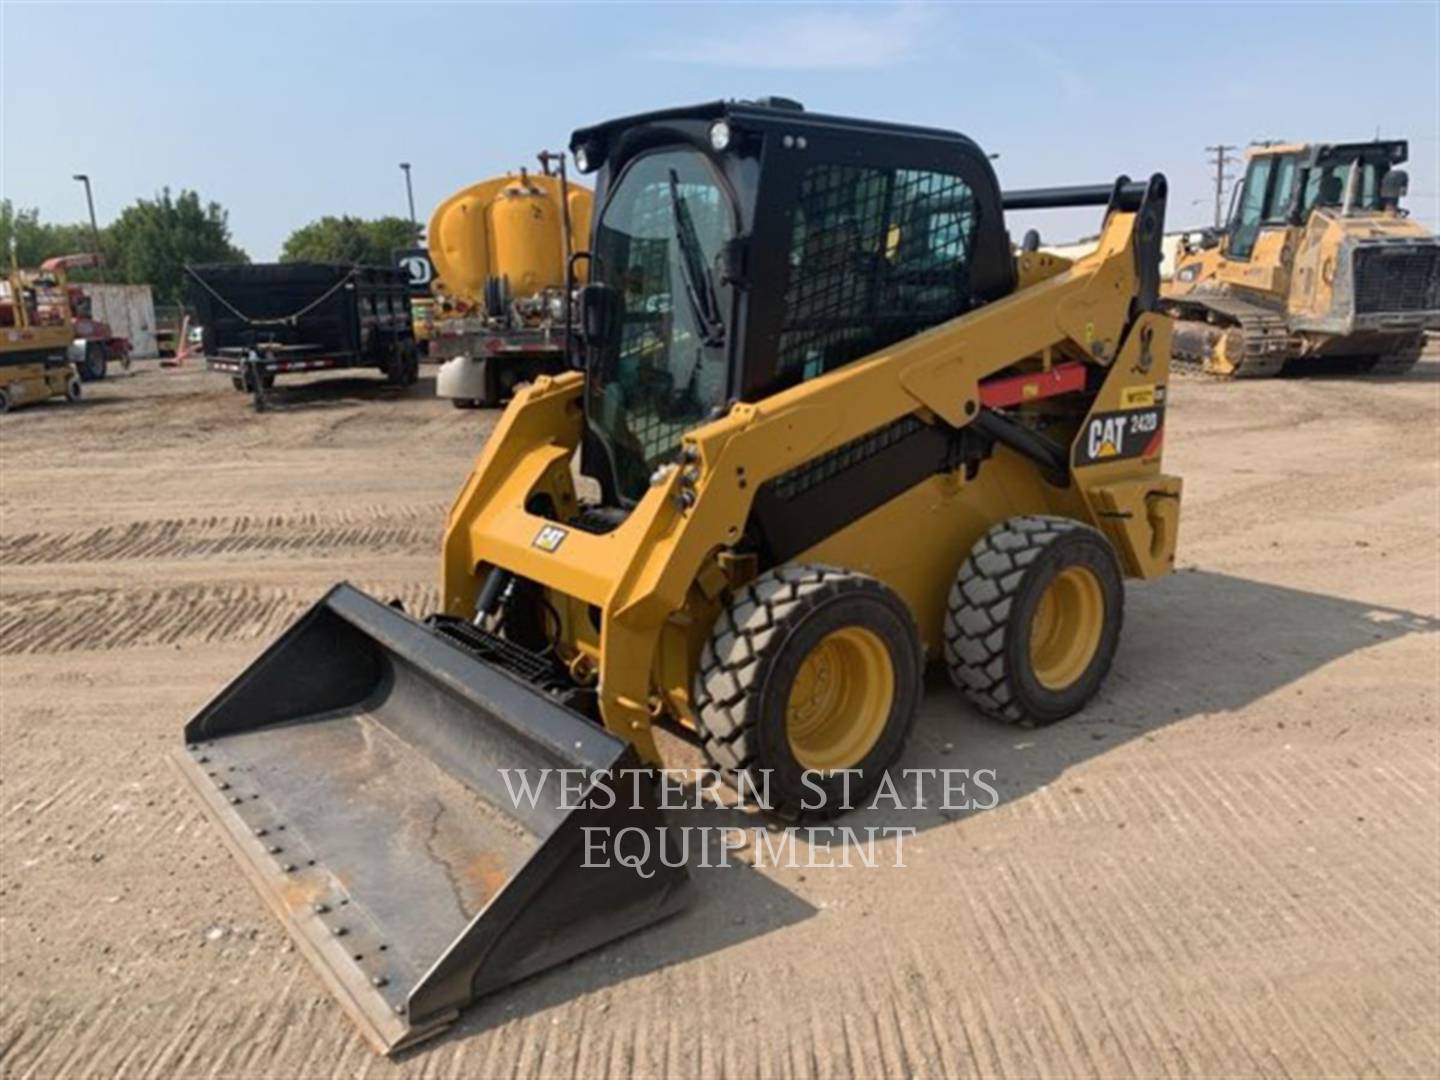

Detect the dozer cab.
xmin=1166 ymin=140 xmax=1439 ymax=376
xmin=176 ymin=99 xmax=1183 ymax=1052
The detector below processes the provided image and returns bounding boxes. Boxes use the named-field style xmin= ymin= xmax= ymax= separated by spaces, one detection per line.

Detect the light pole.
xmin=73 ymin=173 xmax=104 ymax=277
xmin=399 ymin=162 xmax=417 ymax=238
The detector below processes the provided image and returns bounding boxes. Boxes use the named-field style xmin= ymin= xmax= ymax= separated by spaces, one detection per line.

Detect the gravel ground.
xmin=0 ymin=355 xmax=1436 ymax=1077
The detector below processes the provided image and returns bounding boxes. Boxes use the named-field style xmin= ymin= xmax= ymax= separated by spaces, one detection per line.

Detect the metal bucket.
xmin=173 ymin=584 xmax=691 ymax=1053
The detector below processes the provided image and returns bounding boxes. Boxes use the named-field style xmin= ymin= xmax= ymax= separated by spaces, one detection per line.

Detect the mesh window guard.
xmin=777 ymin=165 xmax=978 ymax=381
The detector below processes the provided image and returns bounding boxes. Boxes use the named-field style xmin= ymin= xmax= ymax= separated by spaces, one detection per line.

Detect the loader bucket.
xmin=173 ymin=583 xmax=692 ymax=1054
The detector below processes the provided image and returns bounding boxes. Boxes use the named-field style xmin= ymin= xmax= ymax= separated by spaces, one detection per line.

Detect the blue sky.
xmin=3 ymin=1 xmax=1437 ymax=258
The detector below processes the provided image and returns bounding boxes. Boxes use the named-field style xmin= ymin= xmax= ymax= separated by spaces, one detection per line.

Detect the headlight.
xmin=709 ymin=120 xmax=732 ymax=152
xmin=574 ymin=146 xmax=591 ymax=173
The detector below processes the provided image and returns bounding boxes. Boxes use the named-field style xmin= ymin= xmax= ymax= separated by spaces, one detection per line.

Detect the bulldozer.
xmin=1166 ymin=139 xmax=1439 ymax=376
xmin=175 ymin=99 xmax=1183 ymax=1053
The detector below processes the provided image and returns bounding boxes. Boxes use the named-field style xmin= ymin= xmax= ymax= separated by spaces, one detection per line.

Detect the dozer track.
xmin=1170 ymin=297 xmax=1295 ymax=378
xmin=1365 ymin=333 xmax=1428 ymax=375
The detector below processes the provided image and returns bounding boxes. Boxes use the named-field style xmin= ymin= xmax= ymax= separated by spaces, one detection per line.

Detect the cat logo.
xmin=532 ymin=524 xmax=568 ymax=552
xmin=1087 ymin=415 xmax=1127 ymax=460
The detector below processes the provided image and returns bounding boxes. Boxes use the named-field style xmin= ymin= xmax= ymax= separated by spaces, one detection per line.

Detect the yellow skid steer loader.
xmin=176 ymin=99 xmax=1183 ymax=1053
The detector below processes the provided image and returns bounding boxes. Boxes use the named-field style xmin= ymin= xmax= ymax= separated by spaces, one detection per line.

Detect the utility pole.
xmin=399 ymin=162 xmax=418 ymax=239
xmin=1204 ymin=144 xmax=1240 ymax=228
xmin=72 ymin=173 xmax=104 ymax=280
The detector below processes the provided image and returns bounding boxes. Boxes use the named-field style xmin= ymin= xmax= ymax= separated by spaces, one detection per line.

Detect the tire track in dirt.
xmin=0 ymin=504 xmax=447 ymax=566
xmin=0 ymin=581 xmax=439 ymax=655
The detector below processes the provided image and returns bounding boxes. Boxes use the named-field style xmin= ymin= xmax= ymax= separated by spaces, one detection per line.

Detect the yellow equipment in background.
xmin=1166 ymin=140 xmax=1438 ymax=376
xmin=177 ymin=100 xmax=1183 ymax=1053
xmin=429 ymin=155 xmax=594 ymax=406
xmin=1 ymin=263 xmax=84 ymax=414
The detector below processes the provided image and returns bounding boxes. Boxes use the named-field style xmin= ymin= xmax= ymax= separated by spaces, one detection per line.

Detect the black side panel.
xmin=750 ymin=417 xmax=990 ymax=564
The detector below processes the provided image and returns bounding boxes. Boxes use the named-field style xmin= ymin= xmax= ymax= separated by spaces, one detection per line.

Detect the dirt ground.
xmin=1 ymin=356 xmax=1436 ymax=1078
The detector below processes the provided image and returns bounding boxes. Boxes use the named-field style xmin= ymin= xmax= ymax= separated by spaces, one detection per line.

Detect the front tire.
xmin=695 ymin=565 xmax=922 ymax=820
xmin=65 ymin=375 xmax=83 ymax=403
xmin=944 ymin=516 xmax=1123 ymax=726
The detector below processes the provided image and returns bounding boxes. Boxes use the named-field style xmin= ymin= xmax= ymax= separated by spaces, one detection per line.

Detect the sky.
xmin=3 ymin=1 xmax=1437 ymax=259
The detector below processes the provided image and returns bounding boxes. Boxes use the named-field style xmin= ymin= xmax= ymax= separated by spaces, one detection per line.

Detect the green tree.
xmin=0 ymin=199 xmax=102 ymax=272
xmin=280 ymin=215 xmax=420 ymax=266
xmin=105 ymin=188 xmax=247 ymax=304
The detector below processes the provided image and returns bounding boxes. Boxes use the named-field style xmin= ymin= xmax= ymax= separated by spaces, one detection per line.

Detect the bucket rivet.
xmin=187 ymin=744 xmax=198 ymax=751
xmin=229 ymin=797 xmax=242 ymax=805
xmin=332 ymin=926 xmax=348 ymax=937
xmin=283 ymin=863 xmax=296 ymax=873
xmin=218 ymin=782 xmax=230 ymax=791
xmin=197 ymin=755 xmax=209 ymax=763
xmin=372 ymin=976 xmax=388 ymax=988
xmin=267 ymin=845 xmax=282 ymax=855
xmin=314 ymin=903 xmax=329 ymax=914
xmin=254 ymin=828 xmax=268 ymax=837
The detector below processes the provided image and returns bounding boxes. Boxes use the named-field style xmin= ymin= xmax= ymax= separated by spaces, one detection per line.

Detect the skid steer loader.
xmin=1165 ymin=139 xmax=1439 ymax=376
xmin=176 ymin=99 xmax=1183 ymax=1053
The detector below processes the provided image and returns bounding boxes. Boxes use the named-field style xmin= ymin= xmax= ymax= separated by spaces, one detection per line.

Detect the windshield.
xmin=1302 ymin=161 xmax=1382 ymax=215
xmin=587 ymin=149 xmax=734 ymax=502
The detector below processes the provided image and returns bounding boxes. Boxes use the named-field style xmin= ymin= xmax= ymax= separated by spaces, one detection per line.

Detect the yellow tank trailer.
xmin=1166 ymin=140 xmax=1438 ymax=376
xmin=430 ymin=157 xmax=594 ymax=406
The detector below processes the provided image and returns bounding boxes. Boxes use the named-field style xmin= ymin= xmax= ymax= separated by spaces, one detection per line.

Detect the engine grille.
xmin=1353 ymin=244 xmax=1440 ymax=314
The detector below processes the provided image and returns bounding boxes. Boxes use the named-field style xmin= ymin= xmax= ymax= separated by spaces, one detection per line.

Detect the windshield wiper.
xmin=668 ymin=169 xmax=726 ymax=348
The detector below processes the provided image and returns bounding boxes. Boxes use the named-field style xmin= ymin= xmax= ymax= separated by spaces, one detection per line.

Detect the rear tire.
xmin=80 ymin=341 xmax=109 ymax=382
xmin=65 ymin=376 xmax=82 ymax=403
xmin=0 ymin=388 xmax=10 ymax=414
xmin=694 ymin=564 xmax=922 ymax=820
xmin=944 ymin=516 xmax=1123 ymax=726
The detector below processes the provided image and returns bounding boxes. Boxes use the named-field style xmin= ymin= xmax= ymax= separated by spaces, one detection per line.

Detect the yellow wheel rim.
xmin=1029 ymin=566 xmax=1104 ymax=691
xmin=786 ymin=626 xmax=894 ymax=771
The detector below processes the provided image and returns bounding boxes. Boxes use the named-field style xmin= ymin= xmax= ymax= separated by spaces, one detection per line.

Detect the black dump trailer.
xmin=186 ymin=262 xmax=419 ymax=410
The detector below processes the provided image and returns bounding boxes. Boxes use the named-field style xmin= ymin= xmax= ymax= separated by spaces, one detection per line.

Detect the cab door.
xmin=1219 ymin=154 xmax=1300 ymax=295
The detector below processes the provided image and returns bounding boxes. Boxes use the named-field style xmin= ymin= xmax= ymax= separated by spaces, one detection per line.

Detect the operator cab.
xmin=568 ymin=99 xmax=1014 ymax=504
xmin=1225 ymin=140 xmax=1409 ymax=260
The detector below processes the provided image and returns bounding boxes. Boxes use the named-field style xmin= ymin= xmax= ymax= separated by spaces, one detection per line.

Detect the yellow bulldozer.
xmin=175 ymin=99 xmax=1183 ymax=1052
xmin=429 ymin=155 xmax=594 ymax=406
xmin=1166 ymin=139 xmax=1438 ymax=376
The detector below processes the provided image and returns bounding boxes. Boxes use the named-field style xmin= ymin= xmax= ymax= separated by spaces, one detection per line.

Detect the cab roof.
xmin=1249 ymin=140 xmax=1408 ymax=167
xmin=569 ymin=98 xmax=987 ymax=158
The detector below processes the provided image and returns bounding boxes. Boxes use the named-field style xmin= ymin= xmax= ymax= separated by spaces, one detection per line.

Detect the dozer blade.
xmin=172 ymin=583 xmax=691 ymax=1054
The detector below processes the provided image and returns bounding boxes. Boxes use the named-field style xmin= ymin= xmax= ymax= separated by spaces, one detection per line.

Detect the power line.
xmin=1205 ymin=144 xmax=1242 ymax=228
